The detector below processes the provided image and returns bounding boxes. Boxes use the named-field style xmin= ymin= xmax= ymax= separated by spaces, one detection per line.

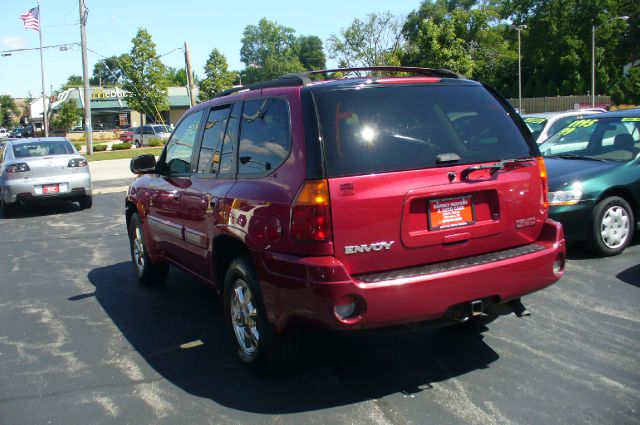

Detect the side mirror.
xmin=130 ymin=154 xmax=156 ymax=174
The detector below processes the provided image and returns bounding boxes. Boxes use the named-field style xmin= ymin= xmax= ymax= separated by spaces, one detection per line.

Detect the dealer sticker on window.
xmin=428 ymin=195 xmax=475 ymax=230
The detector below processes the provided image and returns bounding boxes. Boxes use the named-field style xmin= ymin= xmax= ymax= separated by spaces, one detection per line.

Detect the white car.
xmin=522 ymin=109 xmax=606 ymax=143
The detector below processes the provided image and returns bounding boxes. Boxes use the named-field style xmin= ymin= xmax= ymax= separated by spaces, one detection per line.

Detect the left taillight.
xmin=6 ymin=163 xmax=30 ymax=173
xmin=291 ymin=179 xmax=332 ymax=242
xmin=68 ymin=158 xmax=88 ymax=168
xmin=536 ymin=156 xmax=549 ymax=210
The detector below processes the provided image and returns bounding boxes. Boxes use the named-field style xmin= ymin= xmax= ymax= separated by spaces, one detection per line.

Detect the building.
xmin=49 ymin=86 xmax=195 ymax=130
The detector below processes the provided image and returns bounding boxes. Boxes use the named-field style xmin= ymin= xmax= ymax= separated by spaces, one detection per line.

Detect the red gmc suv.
xmin=126 ymin=67 xmax=566 ymax=373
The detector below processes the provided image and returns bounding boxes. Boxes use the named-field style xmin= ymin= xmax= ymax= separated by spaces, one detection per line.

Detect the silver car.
xmin=522 ymin=109 xmax=606 ymax=143
xmin=133 ymin=124 xmax=172 ymax=147
xmin=0 ymin=137 xmax=92 ymax=216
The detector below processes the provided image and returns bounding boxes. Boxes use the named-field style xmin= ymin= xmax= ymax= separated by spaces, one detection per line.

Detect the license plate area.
xmin=42 ymin=184 xmax=60 ymax=194
xmin=428 ymin=194 xmax=475 ymax=230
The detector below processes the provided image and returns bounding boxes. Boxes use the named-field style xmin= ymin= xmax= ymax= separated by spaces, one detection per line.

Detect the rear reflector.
xmin=291 ymin=180 xmax=332 ymax=242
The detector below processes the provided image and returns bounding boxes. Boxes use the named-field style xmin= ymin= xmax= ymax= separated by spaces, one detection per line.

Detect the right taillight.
xmin=536 ymin=156 xmax=549 ymax=210
xmin=291 ymin=179 xmax=332 ymax=242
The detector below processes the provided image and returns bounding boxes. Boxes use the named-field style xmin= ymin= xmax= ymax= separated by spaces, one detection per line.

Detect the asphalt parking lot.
xmin=0 ymin=190 xmax=638 ymax=425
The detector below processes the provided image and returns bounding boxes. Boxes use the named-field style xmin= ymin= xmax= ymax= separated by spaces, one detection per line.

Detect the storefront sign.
xmin=91 ymin=88 xmax=130 ymax=100
xmin=118 ymin=113 xmax=128 ymax=126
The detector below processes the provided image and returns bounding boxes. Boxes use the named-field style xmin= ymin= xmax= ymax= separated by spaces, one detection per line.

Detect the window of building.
xmin=237 ymin=98 xmax=290 ymax=177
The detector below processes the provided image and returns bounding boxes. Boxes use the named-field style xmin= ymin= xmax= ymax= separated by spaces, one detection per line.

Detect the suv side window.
xmin=163 ymin=110 xmax=203 ymax=175
xmin=238 ymin=98 xmax=290 ymax=177
xmin=197 ymin=105 xmax=231 ymax=174
xmin=143 ymin=126 xmax=154 ymax=135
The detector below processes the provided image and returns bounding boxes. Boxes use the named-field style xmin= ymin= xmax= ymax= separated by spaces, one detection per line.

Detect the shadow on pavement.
xmin=617 ymin=264 xmax=640 ymax=287
xmin=1 ymin=200 xmax=82 ymax=219
xmin=85 ymin=261 xmax=499 ymax=414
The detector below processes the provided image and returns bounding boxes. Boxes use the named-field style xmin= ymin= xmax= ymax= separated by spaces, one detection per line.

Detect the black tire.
xmin=223 ymin=255 xmax=299 ymax=374
xmin=128 ymin=213 xmax=169 ymax=285
xmin=590 ymin=196 xmax=634 ymax=256
xmin=79 ymin=195 xmax=93 ymax=210
xmin=0 ymin=197 xmax=17 ymax=217
xmin=135 ymin=140 xmax=141 ymax=148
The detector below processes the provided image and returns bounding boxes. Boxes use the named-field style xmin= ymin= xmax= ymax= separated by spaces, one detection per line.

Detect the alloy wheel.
xmin=230 ymin=278 xmax=260 ymax=356
xmin=132 ymin=226 xmax=145 ymax=274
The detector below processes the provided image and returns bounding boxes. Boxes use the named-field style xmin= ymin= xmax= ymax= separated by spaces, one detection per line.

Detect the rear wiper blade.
xmin=544 ymin=154 xmax=609 ymax=162
xmin=461 ymin=158 xmax=532 ymax=181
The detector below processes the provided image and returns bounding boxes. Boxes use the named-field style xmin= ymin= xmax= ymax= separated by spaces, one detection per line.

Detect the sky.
xmin=0 ymin=0 xmax=422 ymax=98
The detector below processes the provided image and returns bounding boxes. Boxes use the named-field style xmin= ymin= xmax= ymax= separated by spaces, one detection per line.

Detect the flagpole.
xmin=37 ymin=1 xmax=48 ymax=137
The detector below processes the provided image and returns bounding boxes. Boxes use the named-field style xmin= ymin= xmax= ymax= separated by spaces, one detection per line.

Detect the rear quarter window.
xmin=312 ymin=85 xmax=532 ymax=177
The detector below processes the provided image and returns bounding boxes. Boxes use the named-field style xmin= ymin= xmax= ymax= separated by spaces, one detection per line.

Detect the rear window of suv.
xmin=312 ymin=85 xmax=532 ymax=177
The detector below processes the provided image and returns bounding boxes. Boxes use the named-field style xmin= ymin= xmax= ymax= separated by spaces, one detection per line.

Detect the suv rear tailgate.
xmin=329 ymin=161 xmax=545 ymax=276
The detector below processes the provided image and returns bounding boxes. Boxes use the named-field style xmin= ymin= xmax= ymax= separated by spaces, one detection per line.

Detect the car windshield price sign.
xmin=428 ymin=195 xmax=475 ymax=230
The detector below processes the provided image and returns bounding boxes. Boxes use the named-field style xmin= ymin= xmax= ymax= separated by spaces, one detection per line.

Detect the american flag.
xmin=20 ymin=7 xmax=40 ymax=32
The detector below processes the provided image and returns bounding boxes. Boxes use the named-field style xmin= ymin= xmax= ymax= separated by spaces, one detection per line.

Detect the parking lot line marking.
xmin=180 ymin=340 xmax=204 ymax=349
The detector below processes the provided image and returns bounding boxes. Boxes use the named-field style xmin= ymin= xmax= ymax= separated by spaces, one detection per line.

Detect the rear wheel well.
xmin=125 ymin=201 xmax=137 ymax=232
xmin=213 ymin=235 xmax=250 ymax=293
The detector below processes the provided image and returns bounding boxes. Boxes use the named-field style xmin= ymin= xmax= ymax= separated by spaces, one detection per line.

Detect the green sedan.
xmin=540 ymin=109 xmax=640 ymax=256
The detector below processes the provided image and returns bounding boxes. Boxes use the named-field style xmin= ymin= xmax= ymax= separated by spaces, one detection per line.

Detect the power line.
xmin=0 ymin=43 xmax=79 ymax=55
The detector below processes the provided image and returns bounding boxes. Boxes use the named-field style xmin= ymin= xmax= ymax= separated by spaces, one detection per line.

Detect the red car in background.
xmin=119 ymin=127 xmax=137 ymax=143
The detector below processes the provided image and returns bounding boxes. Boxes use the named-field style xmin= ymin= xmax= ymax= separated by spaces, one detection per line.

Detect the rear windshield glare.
xmin=12 ymin=140 xmax=74 ymax=157
xmin=312 ymin=85 xmax=532 ymax=177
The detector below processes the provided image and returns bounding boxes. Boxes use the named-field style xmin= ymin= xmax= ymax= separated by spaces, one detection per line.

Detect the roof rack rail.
xmin=213 ymin=66 xmax=464 ymax=98
xmin=305 ymin=66 xmax=464 ymax=80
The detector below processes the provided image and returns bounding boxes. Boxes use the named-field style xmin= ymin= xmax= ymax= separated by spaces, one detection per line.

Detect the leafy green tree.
xmin=198 ymin=48 xmax=237 ymax=101
xmin=51 ymin=99 xmax=82 ymax=131
xmin=90 ymin=55 xmax=127 ymax=86
xmin=62 ymin=75 xmax=83 ymax=90
xmin=501 ymin=0 xmax=637 ymax=97
xmin=402 ymin=10 xmax=475 ymax=76
xmin=1 ymin=95 xmax=18 ymax=127
xmin=121 ymin=29 xmax=169 ymax=123
xmin=546 ymin=80 xmax=559 ymax=96
xmin=240 ymin=18 xmax=305 ymax=83
xmin=610 ymin=67 xmax=640 ymax=104
xmin=166 ymin=67 xmax=189 ymax=86
xmin=327 ymin=11 xmax=403 ymax=69
xmin=296 ymin=35 xmax=326 ymax=70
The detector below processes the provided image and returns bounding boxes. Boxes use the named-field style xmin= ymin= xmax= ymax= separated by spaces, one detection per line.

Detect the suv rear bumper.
xmin=254 ymin=219 xmax=565 ymax=332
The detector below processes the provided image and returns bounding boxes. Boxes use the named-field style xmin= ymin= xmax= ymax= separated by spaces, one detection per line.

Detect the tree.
xmin=296 ymin=35 xmax=326 ymax=71
xmin=0 ymin=95 xmax=18 ymax=128
xmin=198 ymin=48 xmax=237 ymax=101
xmin=90 ymin=55 xmax=126 ymax=86
xmin=401 ymin=10 xmax=475 ymax=76
xmin=501 ymin=0 xmax=638 ymax=97
xmin=610 ymin=67 xmax=640 ymax=104
xmin=327 ymin=11 xmax=404 ymax=69
xmin=166 ymin=67 xmax=189 ymax=86
xmin=240 ymin=18 xmax=306 ymax=83
xmin=51 ymin=99 xmax=82 ymax=131
xmin=121 ymin=29 xmax=169 ymax=123
xmin=62 ymin=75 xmax=83 ymax=90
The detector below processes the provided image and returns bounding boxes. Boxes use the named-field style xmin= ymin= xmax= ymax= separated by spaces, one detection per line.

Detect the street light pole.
xmin=592 ymin=16 xmax=629 ymax=107
xmin=515 ymin=25 xmax=527 ymax=113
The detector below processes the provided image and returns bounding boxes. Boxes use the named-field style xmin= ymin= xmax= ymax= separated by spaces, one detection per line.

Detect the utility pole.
xmin=37 ymin=1 xmax=48 ymax=136
xmin=515 ymin=24 xmax=527 ymax=114
xmin=184 ymin=42 xmax=196 ymax=107
xmin=79 ymin=0 xmax=92 ymax=154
